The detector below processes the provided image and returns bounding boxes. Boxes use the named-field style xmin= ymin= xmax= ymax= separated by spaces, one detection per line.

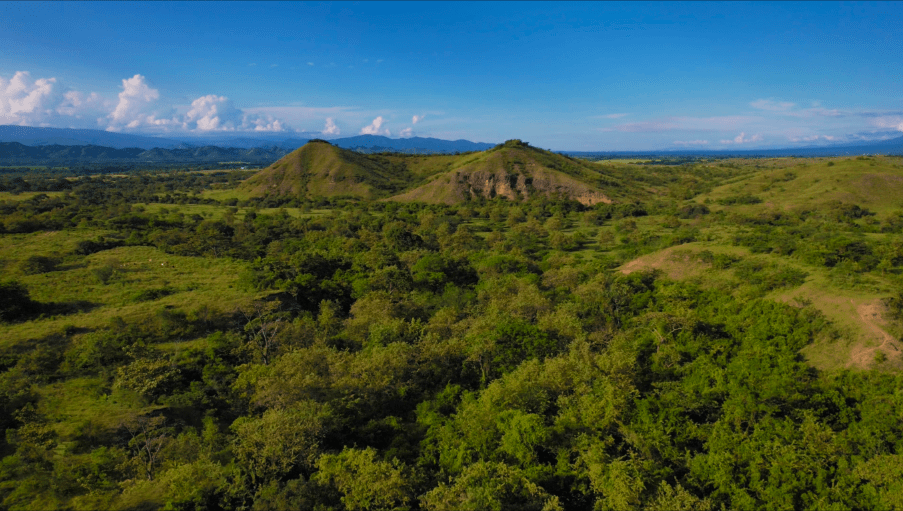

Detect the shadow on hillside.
xmin=39 ymin=300 xmax=100 ymax=317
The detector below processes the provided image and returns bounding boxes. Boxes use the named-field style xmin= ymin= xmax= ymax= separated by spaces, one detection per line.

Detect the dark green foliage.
xmin=17 ymin=255 xmax=58 ymax=275
xmin=717 ymin=193 xmax=763 ymax=205
xmin=696 ymin=250 xmax=739 ymax=269
xmin=677 ymin=203 xmax=710 ymax=219
xmin=0 ymin=280 xmax=38 ymax=323
xmin=131 ymin=287 xmax=177 ymax=303
xmin=490 ymin=320 xmax=558 ymax=376
xmin=733 ymin=259 xmax=808 ymax=292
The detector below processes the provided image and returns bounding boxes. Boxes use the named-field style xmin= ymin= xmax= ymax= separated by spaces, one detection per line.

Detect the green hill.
xmin=388 ymin=140 xmax=620 ymax=205
xmin=239 ymin=140 xmax=423 ymax=200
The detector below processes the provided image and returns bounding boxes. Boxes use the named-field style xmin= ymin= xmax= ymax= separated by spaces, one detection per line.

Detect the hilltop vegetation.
xmin=1 ymin=154 xmax=903 ymax=510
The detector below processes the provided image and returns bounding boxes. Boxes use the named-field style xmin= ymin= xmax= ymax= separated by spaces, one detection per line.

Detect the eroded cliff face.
xmin=453 ymin=167 xmax=611 ymax=205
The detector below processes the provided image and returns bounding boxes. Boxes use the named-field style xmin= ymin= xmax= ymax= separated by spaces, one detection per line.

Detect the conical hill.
xmin=386 ymin=140 xmax=617 ymax=205
xmin=239 ymin=140 xmax=413 ymax=200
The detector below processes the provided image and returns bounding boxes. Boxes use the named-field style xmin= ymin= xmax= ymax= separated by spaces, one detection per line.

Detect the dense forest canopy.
xmin=1 ymin=154 xmax=903 ymax=510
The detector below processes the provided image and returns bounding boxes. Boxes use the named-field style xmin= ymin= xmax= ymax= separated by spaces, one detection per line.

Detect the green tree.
xmin=421 ymin=461 xmax=562 ymax=511
xmin=231 ymin=402 xmax=332 ymax=484
xmin=315 ymin=447 xmax=413 ymax=511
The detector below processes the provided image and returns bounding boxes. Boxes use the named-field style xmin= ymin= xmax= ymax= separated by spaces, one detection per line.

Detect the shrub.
xmin=131 ymin=287 xmax=177 ymax=303
xmin=717 ymin=194 xmax=763 ymax=206
xmin=18 ymin=255 xmax=59 ymax=275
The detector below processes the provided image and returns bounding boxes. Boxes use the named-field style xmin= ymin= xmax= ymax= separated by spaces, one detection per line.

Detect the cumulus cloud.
xmin=183 ymin=95 xmax=242 ymax=131
xmin=720 ymin=132 xmax=763 ymax=144
xmin=1 ymin=70 xmax=291 ymax=134
xmin=750 ymin=99 xmax=796 ymax=112
xmin=673 ymin=140 xmax=709 ymax=146
xmin=360 ymin=116 xmax=390 ymax=136
xmin=0 ymin=71 xmax=63 ymax=126
xmin=323 ymin=117 xmax=340 ymax=135
xmin=57 ymin=90 xmax=107 ymax=118
xmin=106 ymin=76 xmax=284 ymax=133
xmin=182 ymin=94 xmax=285 ymax=132
xmin=412 ymin=115 xmax=423 ymax=124
xmin=399 ymin=127 xmax=413 ymax=138
xmin=107 ymin=74 xmax=171 ymax=130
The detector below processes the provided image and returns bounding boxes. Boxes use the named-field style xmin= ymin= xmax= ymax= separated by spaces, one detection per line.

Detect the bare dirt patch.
xmin=619 ymin=246 xmax=709 ymax=280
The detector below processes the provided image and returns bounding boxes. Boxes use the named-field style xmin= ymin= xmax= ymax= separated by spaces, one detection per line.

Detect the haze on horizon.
xmin=1 ymin=1 xmax=901 ymax=151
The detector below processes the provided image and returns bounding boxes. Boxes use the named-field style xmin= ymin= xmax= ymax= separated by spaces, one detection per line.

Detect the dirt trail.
xmin=848 ymin=299 xmax=901 ymax=368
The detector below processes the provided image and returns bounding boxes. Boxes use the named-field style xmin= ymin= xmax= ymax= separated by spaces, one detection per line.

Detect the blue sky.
xmin=1 ymin=1 xmax=901 ymax=150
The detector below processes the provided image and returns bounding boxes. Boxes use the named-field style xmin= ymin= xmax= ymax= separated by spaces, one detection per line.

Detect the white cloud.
xmin=360 ymin=116 xmax=390 ymax=136
xmin=871 ymin=116 xmax=903 ymax=132
xmin=57 ymin=90 xmax=107 ymax=118
xmin=720 ymin=132 xmax=764 ymax=144
xmin=307 ymin=62 xmax=314 ymax=66
xmin=412 ymin=114 xmax=424 ymax=124
xmin=0 ymin=71 xmax=64 ymax=126
xmin=107 ymin=77 xmax=285 ymax=133
xmin=601 ymin=113 xmax=629 ymax=119
xmin=399 ymin=127 xmax=413 ymax=137
xmin=750 ymin=99 xmax=796 ymax=112
xmin=788 ymin=134 xmax=838 ymax=143
xmin=1 ymin=70 xmax=292 ymax=134
xmin=107 ymin=74 xmax=179 ymax=130
xmin=673 ymin=140 xmax=709 ymax=146
xmin=323 ymin=117 xmax=340 ymax=135
xmin=184 ymin=95 xmax=242 ymax=131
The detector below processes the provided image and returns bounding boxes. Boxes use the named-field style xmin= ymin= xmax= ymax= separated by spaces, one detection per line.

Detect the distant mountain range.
xmin=564 ymin=135 xmax=903 ymax=158
xmin=1 ymin=125 xmax=900 ymax=163
xmin=0 ymin=142 xmax=292 ymax=165
xmin=0 ymin=126 xmax=495 ymax=155
xmin=0 ymin=125 xmax=187 ymax=150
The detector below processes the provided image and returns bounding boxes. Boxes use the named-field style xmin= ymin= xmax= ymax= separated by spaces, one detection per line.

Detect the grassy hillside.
xmin=698 ymin=155 xmax=903 ymax=214
xmin=239 ymin=140 xmax=449 ymax=201
xmin=389 ymin=140 xmax=622 ymax=205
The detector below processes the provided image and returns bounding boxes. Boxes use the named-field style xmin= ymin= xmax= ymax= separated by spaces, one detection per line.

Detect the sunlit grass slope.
xmin=700 ymin=155 xmax=903 ymax=215
xmin=1 ymin=231 xmax=253 ymax=349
